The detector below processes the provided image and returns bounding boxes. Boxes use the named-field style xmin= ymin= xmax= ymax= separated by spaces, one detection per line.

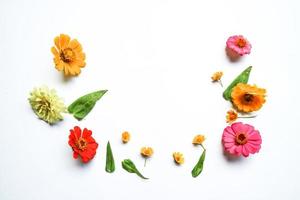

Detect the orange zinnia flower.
xmin=231 ymin=83 xmax=266 ymax=113
xmin=51 ymin=34 xmax=86 ymax=76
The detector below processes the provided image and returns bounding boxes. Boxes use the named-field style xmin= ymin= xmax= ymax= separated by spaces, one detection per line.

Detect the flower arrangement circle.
xmin=68 ymin=126 xmax=98 ymax=163
xmin=222 ymin=122 xmax=262 ymax=157
xmin=226 ymin=35 xmax=252 ymax=56
xmin=51 ymin=34 xmax=86 ymax=76
xmin=28 ymin=86 xmax=66 ymax=124
xmin=231 ymin=83 xmax=266 ymax=113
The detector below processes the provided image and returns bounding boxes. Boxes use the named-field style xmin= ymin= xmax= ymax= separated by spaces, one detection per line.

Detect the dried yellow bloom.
xmin=28 ymin=86 xmax=66 ymax=124
xmin=192 ymin=135 xmax=206 ymax=145
xmin=140 ymin=147 xmax=154 ymax=157
xmin=211 ymin=71 xmax=223 ymax=82
xmin=173 ymin=152 xmax=184 ymax=165
xmin=122 ymin=131 xmax=130 ymax=143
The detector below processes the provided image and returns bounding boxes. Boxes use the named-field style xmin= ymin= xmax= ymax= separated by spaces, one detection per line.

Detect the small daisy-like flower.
xmin=231 ymin=83 xmax=266 ymax=113
xmin=226 ymin=110 xmax=238 ymax=123
xmin=226 ymin=109 xmax=257 ymax=123
xmin=28 ymin=86 xmax=66 ymax=124
xmin=51 ymin=34 xmax=86 ymax=76
xmin=192 ymin=135 xmax=206 ymax=145
xmin=211 ymin=71 xmax=223 ymax=87
xmin=226 ymin=35 xmax=252 ymax=56
xmin=140 ymin=147 xmax=154 ymax=167
xmin=122 ymin=131 xmax=130 ymax=143
xmin=68 ymin=126 xmax=98 ymax=163
xmin=173 ymin=152 xmax=184 ymax=165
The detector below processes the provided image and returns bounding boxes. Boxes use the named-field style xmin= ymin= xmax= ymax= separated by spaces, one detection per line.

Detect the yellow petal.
xmin=51 ymin=47 xmax=59 ymax=56
xmin=54 ymin=36 xmax=60 ymax=50
xmin=59 ymin=34 xmax=70 ymax=49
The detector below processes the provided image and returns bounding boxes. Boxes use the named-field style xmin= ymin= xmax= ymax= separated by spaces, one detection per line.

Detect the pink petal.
xmin=231 ymin=122 xmax=244 ymax=133
xmin=223 ymin=136 xmax=235 ymax=143
xmin=248 ymin=132 xmax=261 ymax=141
xmin=224 ymin=142 xmax=235 ymax=148
xmin=235 ymin=145 xmax=243 ymax=156
xmin=242 ymin=146 xmax=250 ymax=157
xmin=224 ymin=126 xmax=236 ymax=137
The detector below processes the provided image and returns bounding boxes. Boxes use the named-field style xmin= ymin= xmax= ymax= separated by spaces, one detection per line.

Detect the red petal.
xmin=73 ymin=151 xmax=79 ymax=159
xmin=83 ymin=128 xmax=92 ymax=138
xmin=73 ymin=126 xmax=82 ymax=139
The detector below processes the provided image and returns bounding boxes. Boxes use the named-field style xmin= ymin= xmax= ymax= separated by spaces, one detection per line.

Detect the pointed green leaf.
xmin=122 ymin=159 xmax=148 ymax=179
xmin=223 ymin=66 xmax=252 ymax=100
xmin=68 ymin=90 xmax=107 ymax=120
xmin=105 ymin=141 xmax=115 ymax=173
xmin=191 ymin=149 xmax=206 ymax=178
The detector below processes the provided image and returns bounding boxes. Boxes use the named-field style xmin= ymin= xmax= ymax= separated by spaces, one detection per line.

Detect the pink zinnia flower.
xmin=226 ymin=35 xmax=252 ymax=56
xmin=222 ymin=122 xmax=262 ymax=157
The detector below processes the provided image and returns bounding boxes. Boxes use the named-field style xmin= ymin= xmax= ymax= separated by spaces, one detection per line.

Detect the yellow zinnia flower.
xmin=28 ymin=86 xmax=67 ymax=124
xmin=122 ymin=131 xmax=130 ymax=143
xmin=231 ymin=83 xmax=266 ymax=113
xmin=173 ymin=152 xmax=184 ymax=165
xmin=51 ymin=34 xmax=86 ymax=76
xmin=192 ymin=135 xmax=205 ymax=145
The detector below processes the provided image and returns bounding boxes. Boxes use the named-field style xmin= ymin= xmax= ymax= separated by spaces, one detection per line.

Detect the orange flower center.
xmin=76 ymin=138 xmax=87 ymax=151
xmin=60 ymin=48 xmax=75 ymax=63
xmin=235 ymin=133 xmax=248 ymax=145
xmin=243 ymin=93 xmax=254 ymax=103
xmin=236 ymin=38 xmax=247 ymax=48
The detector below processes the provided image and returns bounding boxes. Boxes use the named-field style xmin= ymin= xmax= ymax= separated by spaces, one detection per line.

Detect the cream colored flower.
xmin=28 ymin=86 xmax=66 ymax=124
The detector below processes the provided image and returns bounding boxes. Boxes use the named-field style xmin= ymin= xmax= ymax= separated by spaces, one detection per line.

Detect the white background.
xmin=0 ymin=0 xmax=299 ymax=199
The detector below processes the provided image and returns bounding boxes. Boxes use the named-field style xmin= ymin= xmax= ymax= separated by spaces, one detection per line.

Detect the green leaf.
xmin=122 ymin=159 xmax=148 ymax=179
xmin=223 ymin=66 xmax=252 ymax=100
xmin=105 ymin=141 xmax=115 ymax=173
xmin=68 ymin=90 xmax=107 ymax=120
xmin=191 ymin=149 xmax=206 ymax=178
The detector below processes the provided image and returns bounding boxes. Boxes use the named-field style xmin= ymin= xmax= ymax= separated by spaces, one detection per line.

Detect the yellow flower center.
xmin=235 ymin=133 xmax=248 ymax=145
xmin=60 ymin=48 xmax=75 ymax=63
xmin=236 ymin=38 xmax=247 ymax=48
xmin=76 ymin=138 xmax=87 ymax=151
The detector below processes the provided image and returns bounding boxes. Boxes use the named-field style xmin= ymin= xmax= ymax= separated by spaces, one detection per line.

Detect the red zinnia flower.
xmin=68 ymin=126 xmax=98 ymax=163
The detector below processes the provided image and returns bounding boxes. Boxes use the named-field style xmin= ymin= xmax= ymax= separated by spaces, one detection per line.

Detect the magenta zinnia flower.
xmin=226 ymin=35 xmax=252 ymax=56
xmin=222 ymin=122 xmax=262 ymax=157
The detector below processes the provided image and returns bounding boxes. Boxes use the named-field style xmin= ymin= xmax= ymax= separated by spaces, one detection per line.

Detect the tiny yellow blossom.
xmin=226 ymin=110 xmax=238 ymax=123
xmin=192 ymin=135 xmax=206 ymax=145
xmin=173 ymin=152 xmax=184 ymax=165
xmin=122 ymin=131 xmax=130 ymax=143
xmin=211 ymin=71 xmax=223 ymax=82
xmin=140 ymin=147 xmax=154 ymax=157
